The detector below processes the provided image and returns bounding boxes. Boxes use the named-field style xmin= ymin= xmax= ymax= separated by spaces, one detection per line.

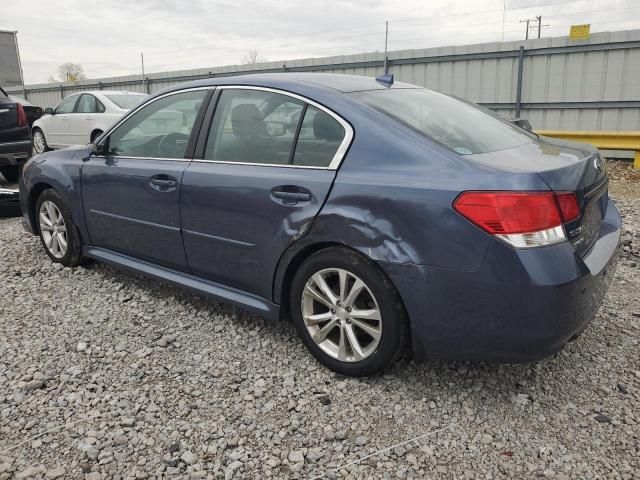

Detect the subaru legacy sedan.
xmin=19 ymin=73 xmax=620 ymax=376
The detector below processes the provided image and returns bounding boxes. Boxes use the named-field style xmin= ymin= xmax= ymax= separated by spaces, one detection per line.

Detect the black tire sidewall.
xmin=290 ymin=247 xmax=406 ymax=376
xmin=36 ymin=189 xmax=82 ymax=266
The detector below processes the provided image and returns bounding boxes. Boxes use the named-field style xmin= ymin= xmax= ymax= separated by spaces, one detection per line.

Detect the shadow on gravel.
xmin=78 ymin=255 xmax=601 ymax=399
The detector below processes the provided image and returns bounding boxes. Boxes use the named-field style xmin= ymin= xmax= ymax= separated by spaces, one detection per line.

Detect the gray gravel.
xmin=0 ymin=183 xmax=639 ymax=479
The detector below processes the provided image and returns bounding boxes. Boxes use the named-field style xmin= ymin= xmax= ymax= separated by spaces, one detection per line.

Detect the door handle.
xmin=271 ymin=187 xmax=311 ymax=204
xmin=149 ymin=175 xmax=177 ymax=191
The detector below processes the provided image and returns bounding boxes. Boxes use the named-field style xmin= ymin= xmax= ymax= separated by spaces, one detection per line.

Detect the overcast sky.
xmin=3 ymin=0 xmax=640 ymax=84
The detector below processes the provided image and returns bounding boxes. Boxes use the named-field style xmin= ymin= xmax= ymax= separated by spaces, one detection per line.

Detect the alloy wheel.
xmin=39 ymin=200 xmax=68 ymax=259
xmin=301 ymin=268 xmax=382 ymax=362
xmin=33 ymin=131 xmax=46 ymax=154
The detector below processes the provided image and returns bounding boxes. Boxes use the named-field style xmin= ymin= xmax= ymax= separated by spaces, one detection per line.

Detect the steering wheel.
xmin=157 ymin=132 xmax=190 ymax=158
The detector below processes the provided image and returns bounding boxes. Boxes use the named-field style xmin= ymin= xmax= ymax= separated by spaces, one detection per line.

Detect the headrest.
xmin=231 ymin=104 xmax=267 ymax=138
xmin=313 ymin=112 xmax=343 ymax=141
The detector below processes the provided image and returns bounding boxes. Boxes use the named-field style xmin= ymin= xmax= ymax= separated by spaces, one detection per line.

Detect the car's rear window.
xmin=106 ymin=94 xmax=148 ymax=110
xmin=349 ymin=88 xmax=534 ymax=155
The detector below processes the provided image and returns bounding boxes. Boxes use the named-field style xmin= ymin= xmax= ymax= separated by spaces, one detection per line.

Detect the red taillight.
xmin=17 ymin=103 xmax=27 ymax=127
xmin=453 ymin=192 xmax=561 ymax=234
xmin=453 ymin=191 xmax=580 ymax=248
xmin=555 ymin=192 xmax=580 ymax=222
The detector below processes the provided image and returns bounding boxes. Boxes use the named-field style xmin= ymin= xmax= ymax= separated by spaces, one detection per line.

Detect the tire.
xmin=90 ymin=130 xmax=103 ymax=144
xmin=0 ymin=165 xmax=20 ymax=183
xmin=290 ymin=247 xmax=408 ymax=376
xmin=36 ymin=189 xmax=83 ymax=267
xmin=32 ymin=128 xmax=49 ymax=154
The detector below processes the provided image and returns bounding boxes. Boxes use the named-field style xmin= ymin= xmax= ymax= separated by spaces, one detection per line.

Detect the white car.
xmin=32 ymin=90 xmax=148 ymax=154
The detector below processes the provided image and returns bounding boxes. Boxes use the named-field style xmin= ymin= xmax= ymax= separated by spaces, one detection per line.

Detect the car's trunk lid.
xmin=466 ymin=136 xmax=608 ymax=256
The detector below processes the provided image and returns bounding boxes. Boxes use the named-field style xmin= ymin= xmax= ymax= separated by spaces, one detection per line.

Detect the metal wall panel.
xmin=7 ymin=29 xmax=640 ymax=131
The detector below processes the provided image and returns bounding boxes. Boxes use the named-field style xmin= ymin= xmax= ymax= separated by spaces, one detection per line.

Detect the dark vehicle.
xmin=9 ymin=95 xmax=44 ymax=128
xmin=19 ymin=74 xmax=620 ymax=376
xmin=0 ymin=185 xmax=20 ymax=216
xmin=0 ymin=85 xmax=32 ymax=182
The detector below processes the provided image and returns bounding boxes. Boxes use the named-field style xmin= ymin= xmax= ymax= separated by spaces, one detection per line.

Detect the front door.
xmin=181 ymin=87 xmax=351 ymax=300
xmin=82 ymin=89 xmax=210 ymax=271
xmin=48 ymin=94 xmax=78 ymax=146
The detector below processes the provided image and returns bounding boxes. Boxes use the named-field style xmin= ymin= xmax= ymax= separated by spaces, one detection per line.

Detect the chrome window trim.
xmin=197 ymin=85 xmax=354 ymax=171
xmin=94 ymin=85 xmax=354 ymax=170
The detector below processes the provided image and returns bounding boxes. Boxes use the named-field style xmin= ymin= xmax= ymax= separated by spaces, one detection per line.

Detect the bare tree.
xmin=49 ymin=62 xmax=87 ymax=83
xmin=241 ymin=50 xmax=266 ymax=65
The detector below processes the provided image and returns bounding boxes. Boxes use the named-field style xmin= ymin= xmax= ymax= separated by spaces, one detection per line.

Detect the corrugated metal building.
xmin=6 ymin=29 xmax=640 ymax=132
xmin=0 ymin=30 xmax=23 ymax=87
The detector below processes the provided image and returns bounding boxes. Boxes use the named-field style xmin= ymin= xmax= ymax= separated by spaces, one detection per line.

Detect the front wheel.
xmin=36 ymin=189 xmax=83 ymax=267
xmin=290 ymin=247 xmax=408 ymax=376
xmin=32 ymin=128 xmax=49 ymax=154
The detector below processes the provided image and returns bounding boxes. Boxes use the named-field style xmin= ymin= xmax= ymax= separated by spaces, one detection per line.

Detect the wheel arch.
xmin=27 ymin=182 xmax=54 ymax=233
xmin=274 ymin=241 xmax=411 ymax=329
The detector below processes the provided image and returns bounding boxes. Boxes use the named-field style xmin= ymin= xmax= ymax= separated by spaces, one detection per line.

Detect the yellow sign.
xmin=570 ymin=24 xmax=590 ymax=40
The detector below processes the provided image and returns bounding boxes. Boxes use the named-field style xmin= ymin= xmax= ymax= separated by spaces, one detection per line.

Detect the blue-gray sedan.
xmin=19 ymin=73 xmax=620 ymax=376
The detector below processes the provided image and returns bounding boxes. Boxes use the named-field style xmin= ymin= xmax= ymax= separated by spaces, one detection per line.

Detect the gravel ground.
xmin=0 ymin=163 xmax=638 ymax=480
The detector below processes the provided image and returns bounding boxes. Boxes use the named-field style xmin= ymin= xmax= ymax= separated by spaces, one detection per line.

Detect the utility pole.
xmin=140 ymin=52 xmax=145 ymax=79
xmin=501 ymin=0 xmax=506 ymax=42
xmin=520 ymin=19 xmax=531 ymax=40
xmin=534 ymin=16 xmax=549 ymax=39
xmin=383 ymin=21 xmax=389 ymax=74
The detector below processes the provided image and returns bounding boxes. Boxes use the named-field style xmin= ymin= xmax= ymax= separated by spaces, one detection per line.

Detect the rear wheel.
xmin=0 ymin=165 xmax=20 ymax=183
xmin=32 ymin=128 xmax=49 ymax=154
xmin=290 ymin=247 xmax=407 ymax=376
xmin=36 ymin=189 xmax=83 ymax=267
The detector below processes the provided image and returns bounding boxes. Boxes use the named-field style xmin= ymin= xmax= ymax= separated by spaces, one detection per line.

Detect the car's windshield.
xmin=106 ymin=94 xmax=148 ymax=110
xmin=349 ymin=88 xmax=535 ymax=155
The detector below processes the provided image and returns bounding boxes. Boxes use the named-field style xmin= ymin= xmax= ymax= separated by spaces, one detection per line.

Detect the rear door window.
xmin=76 ymin=94 xmax=99 ymax=113
xmin=204 ymin=89 xmax=303 ymax=165
xmin=293 ymin=106 xmax=345 ymax=167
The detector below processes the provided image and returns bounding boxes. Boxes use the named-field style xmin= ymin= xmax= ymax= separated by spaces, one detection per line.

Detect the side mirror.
xmin=511 ymin=118 xmax=532 ymax=131
xmin=265 ymin=121 xmax=286 ymax=137
xmin=44 ymin=107 xmax=54 ymax=115
xmin=91 ymin=139 xmax=108 ymax=156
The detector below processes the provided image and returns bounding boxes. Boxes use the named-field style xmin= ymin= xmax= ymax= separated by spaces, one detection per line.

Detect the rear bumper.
xmin=0 ymin=139 xmax=32 ymax=165
xmin=0 ymin=186 xmax=20 ymax=216
xmin=383 ymin=199 xmax=621 ymax=363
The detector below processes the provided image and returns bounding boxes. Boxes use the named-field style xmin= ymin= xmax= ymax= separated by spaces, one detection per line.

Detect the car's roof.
xmin=160 ymin=73 xmax=419 ymax=96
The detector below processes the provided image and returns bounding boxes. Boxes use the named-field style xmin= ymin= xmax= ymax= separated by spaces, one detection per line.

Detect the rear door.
xmin=82 ymin=88 xmax=210 ymax=271
xmin=48 ymin=94 xmax=79 ymax=146
xmin=70 ymin=94 xmax=103 ymax=144
xmin=180 ymin=86 xmax=352 ymax=300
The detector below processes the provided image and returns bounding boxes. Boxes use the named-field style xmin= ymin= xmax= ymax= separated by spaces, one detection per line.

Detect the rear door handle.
xmin=271 ymin=187 xmax=311 ymax=204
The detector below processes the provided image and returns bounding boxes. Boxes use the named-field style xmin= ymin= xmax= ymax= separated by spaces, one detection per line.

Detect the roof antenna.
xmin=376 ymin=74 xmax=394 ymax=87
xmin=376 ymin=21 xmax=393 ymax=87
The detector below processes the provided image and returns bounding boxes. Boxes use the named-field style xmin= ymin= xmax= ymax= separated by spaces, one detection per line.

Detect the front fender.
xmin=21 ymin=146 xmax=89 ymax=240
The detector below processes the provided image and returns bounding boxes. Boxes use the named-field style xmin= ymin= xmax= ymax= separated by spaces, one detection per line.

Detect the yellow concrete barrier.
xmin=535 ymin=130 xmax=640 ymax=170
